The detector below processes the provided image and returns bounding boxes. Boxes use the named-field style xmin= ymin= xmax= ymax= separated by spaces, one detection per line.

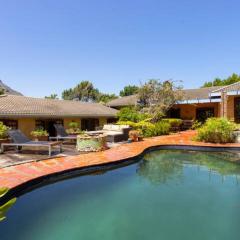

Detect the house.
xmin=0 ymin=94 xmax=118 ymax=137
xmin=107 ymin=82 xmax=240 ymax=123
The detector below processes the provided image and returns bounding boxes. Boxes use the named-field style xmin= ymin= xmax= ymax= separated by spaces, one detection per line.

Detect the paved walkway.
xmin=1 ymin=131 xmax=240 ymax=190
xmin=0 ymin=142 xmax=122 ymax=168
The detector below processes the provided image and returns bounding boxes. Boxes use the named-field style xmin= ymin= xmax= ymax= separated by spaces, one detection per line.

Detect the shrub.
xmin=117 ymin=120 xmax=170 ymax=138
xmin=0 ymin=122 xmax=9 ymax=139
xmin=68 ymin=121 xmax=79 ymax=129
xmin=162 ymin=118 xmax=183 ymax=128
xmin=135 ymin=121 xmax=155 ymax=137
xmin=116 ymin=121 xmax=137 ymax=128
xmin=196 ymin=118 xmax=236 ymax=143
xmin=154 ymin=121 xmax=171 ymax=136
xmin=67 ymin=121 xmax=83 ymax=134
xmin=191 ymin=120 xmax=202 ymax=130
xmin=117 ymin=107 xmax=150 ymax=122
xmin=31 ymin=127 xmax=49 ymax=137
xmin=137 ymin=121 xmax=170 ymax=137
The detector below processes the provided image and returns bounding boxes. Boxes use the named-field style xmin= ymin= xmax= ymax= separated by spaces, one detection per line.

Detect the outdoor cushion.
xmin=104 ymin=131 xmax=122 ymax=135
xmin=103 ymin=124 xmax=130 ymax=132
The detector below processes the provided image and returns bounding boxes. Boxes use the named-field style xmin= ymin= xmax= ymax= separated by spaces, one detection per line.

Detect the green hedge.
xmin=117 ymin=120 xmax=170 ymax=137
xmin=142 ymin=121 xmax=170 ymax=137
xmin=162 ymin=118 xmax=183 ymax=128
xmin=196 ymin=118 xmax=236 ymax=143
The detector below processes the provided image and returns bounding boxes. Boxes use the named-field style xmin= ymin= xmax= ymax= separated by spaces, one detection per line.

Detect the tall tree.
xmin=119 ymin=85 xmax=139 ymax=97
xmin=138 ymin=79 xmax=183 ymax=122
xmin=45 ymin=94 xmax=58 ymax=99
xmin=98 ymin=93 xmax=118 ymax=104
xmin=62 ymin=88 xmax=74 ymax=100
xmin=202 ymin=73 xmax=240 ymax=87
xmin=62 ymin=81 xmax=100 ymax=102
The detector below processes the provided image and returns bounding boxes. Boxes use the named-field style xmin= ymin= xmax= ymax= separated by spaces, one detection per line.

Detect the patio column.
xmin=220 ymin=91 xmax=228 ymax=118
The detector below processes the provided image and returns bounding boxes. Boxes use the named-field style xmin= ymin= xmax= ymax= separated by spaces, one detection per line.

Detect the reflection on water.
xmin=0 ymin=150 xmax=240 ymax=240
xmin=137 ymin=150 xmax=240 ymax=185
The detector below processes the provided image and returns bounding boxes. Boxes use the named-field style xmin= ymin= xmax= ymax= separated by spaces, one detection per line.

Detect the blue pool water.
xmin=1 ymin=150 xmax=240 ymax=240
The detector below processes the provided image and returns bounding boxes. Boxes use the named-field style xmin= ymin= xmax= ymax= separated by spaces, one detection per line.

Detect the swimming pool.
xmin=1 ymin=150 xmax=240 ymax=240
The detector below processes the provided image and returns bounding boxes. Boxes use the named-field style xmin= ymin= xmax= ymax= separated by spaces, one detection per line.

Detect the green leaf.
xmin=0 ymin=198 xmax=17 ymax=222
xmin=0 ymin=187 xmax=9 ymax=198
xmin=0 ymin=216 xmax=6 ymax=221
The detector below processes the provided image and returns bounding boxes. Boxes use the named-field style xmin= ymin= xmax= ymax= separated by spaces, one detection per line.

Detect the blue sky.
xmin=0 ymin=0 xmax=240 ymax=98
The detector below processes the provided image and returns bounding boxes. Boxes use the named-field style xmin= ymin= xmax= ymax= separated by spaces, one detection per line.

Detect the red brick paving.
xmin=1 ymin=131 xmax=240 ymax=190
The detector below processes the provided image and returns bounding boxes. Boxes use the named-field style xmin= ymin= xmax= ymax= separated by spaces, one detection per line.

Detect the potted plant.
xmin=66 ymin=121 xmax=83 ymax=135
xmin=31 ymin=127 xmax=49 ymax=141
xmin=0 ymin=122 xmax=10 ymax=147
xmin=129 ymin=130 xmax=141 ymax=142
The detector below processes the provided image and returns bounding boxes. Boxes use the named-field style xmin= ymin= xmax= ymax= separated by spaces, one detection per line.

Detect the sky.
xmin=0 ymin=0 xmax=240 ymax=98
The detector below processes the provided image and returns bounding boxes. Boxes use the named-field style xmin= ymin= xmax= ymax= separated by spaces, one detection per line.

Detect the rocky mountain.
xmin=0 ymin=80 xmax=23 ymax=96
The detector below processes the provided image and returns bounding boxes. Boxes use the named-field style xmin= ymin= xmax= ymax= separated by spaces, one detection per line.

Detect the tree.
xmin=62 ymin=88 xmax=74 ymax=100
xmin=98 ymin=93 xmax=118 ymax=104
xmin=138 ymin=79 xmax=183 ymax=122
xmin=0 ymin=87 xmax=4 ymax=95
xmin=62 ymin=81 xmax=100 ymax=102
xmin=119 ymin=85 xmax=139 ymax=97
xmin=117 ymin=106 xmax=149 ymax=122
xmin=45 ymin=94 xmax=58 ymax=99
xmin=202 ymin=73 xmax=240 ymax=87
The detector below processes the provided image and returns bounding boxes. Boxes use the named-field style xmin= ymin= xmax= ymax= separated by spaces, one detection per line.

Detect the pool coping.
xmin=1 ymin=131 xmax=240 ymax=203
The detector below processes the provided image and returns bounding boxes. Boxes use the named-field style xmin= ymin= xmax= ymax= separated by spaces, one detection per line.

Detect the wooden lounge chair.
xmin=1 ymin=130 xmax=62 ymax=157
xmin=49 ymin=124 xmax=77 ymax=141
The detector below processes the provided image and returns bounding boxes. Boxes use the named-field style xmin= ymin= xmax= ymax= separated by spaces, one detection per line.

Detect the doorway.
xmin=234 ymin=97 xmax=240 ymax=123
xmin=35 ymin=119 xmax=64 ymax=136
xmin=196 ymin=108 xmax=214 ymax=123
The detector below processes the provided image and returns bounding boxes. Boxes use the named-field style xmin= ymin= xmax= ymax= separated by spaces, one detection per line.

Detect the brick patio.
xmin=0 ymin=130 xmax=240 ymax=191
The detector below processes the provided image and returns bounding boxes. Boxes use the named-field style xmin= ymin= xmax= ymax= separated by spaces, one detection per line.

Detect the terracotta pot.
xmin=131 ymin=135 xmax=138 ymax=142
xmin=33 ymin=136 xmax=49 ymax=141
xmin=0 ymin=138 xmax=10 ymax=146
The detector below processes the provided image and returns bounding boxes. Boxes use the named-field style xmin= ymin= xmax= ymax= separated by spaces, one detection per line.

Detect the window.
xmin=81 ymin=119 xmax=99 ymax=131
xmin=107 ymin=118 xmax=117 ymax=124
xmin=35 ymin=120 xmax=45 ymax=129
xmin=0 ymin=119 xmax=18 ymax=129
xmin=35 ymin=119 xmax=64 ymax=136
xmin=167 ymin=108 xmax=181 ymax=118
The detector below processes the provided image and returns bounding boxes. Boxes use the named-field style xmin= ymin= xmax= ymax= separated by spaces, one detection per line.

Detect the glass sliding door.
xmin=234 ymin=97 xmax=240 ymax=123
xmin=81 ymin=119 xmax=99 ymax=131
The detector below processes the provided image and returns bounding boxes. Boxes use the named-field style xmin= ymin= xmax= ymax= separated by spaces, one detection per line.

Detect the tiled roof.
xmin=211 ymin=81 xmax=240 ymax=93
xmin=181 ymin=86 xmax=220 ymax=100
xmin=107 ymin=86 xmax=220 ymax=107
xmin=0 ymin=95 xmax=118 ymax=118
xmin=107 ymin=95 xmax=139 ymax=107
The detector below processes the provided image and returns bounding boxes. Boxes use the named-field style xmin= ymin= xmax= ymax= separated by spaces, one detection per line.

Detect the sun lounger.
xmin=1 ymin=130 xmax=62 ymax=157
xmin=49 ymin=124 xmax=77 ymax=141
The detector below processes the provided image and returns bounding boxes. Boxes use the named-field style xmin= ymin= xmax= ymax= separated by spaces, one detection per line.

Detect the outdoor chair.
xmin=49 ymin=124 xmax=77 ymax=141
xmin=87 ymin=124 xmax=132 ymax=143
xmin=1 ymin=129 xmax=62 ymax=157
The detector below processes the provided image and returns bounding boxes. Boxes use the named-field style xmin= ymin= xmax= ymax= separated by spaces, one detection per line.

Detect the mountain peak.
xmin=0 ymin=80 xmax=23 ymax=96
